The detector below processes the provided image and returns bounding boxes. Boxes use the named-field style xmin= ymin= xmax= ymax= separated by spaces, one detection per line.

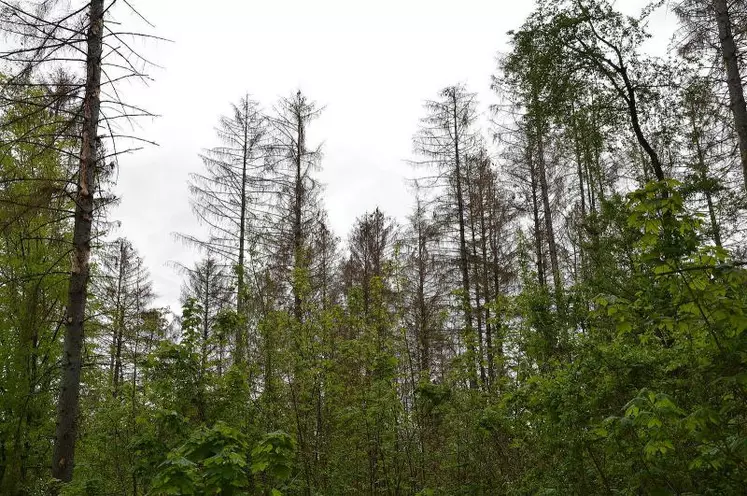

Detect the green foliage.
xmin=5 ymin=2 xmax=747 ymax=494
xmin=251 ymin=431 xmax=296 ymax=493
xmin=498 ymin=181 xmax=747 ymax=494
xmin=0 ymin=80 xmax=75 ymax=494
xmin=150 ymin=422 xmax=251 ymax=495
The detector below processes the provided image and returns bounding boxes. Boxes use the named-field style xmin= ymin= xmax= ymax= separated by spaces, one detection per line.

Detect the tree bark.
xmin=713 ymin=0 xmax=747 ymax=191
xmin=52 ymin=0 xmax=104 ymax=482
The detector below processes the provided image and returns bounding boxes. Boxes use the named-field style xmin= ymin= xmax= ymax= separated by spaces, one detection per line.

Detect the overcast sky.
xmin=109 ymin=0 xmax=673 ymax=311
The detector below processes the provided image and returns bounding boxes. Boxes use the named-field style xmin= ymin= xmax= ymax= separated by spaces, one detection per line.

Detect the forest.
xmin=1 ymin=0 xmax=747 ymax=494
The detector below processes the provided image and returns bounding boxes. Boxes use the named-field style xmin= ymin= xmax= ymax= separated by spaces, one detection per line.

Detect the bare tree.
xmin=266 ymin=90 xmax=324 ymax=323
xmin=180 ymin=95 xmax=267 ymax=364
xmin=464 ymin=147 xmax=516 ymax=387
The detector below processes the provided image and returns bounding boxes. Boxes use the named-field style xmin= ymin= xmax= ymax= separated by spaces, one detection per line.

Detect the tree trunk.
xmin=202 ymin=266 xmax=210 ymax=373
xmin=52 ymin=0 xmax=104 ymax=482
xmin=572 ymin=112 xmax=587 ymax=219
xmin=479 ymin=175 xmax=494 ymax=386
xmin=415 ymin=213 xmax=430 ymax=376
xmin=293 ymin=103 xmax=304 ymax=324
xmin=235 ymin=97 xmax=249 ymax=365
xmin=467 ymin=172 xmax=486 ymax=386
xmin=690 ymin=105 xmax=723 ymax=248
xmin=535 ymin=128 xmax=563 ymax=308
xmin=450 ymin=90 xmax=476 ymax=389
xmin=713 ymin=0 xmax=747 ymax=191
xmin=198 ymin=267 xmax=210 ymax=421
xmin=112 ymin=240 xmax=127 ymax=398
xmin=131 ymin=263 xmax=142 ymax=496
xmin=491 ymin=222 xmax=503 ymax=385
xmin=528 ymin=143 xmax=546 ymax=287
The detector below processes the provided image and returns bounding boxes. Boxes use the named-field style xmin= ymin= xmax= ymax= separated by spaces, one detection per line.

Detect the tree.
xmin=342 ymin=208 xmax=396 ymax=316
xmin=712 ymin=0 xmax=747 ymax=190
xmin=675 ymin=0 xmax=747 ymax=192
xmin=463 ymin=148 xmax=516 ymax=386
xmin=178 ymin=257 xmax=234 ymax=380
xmin=266 ymin=90 xmax=324 ymax=323
xmin=412 ymin=84 xmax=481 ymax=388
xmin=400 ymin=199 xmax=450 ymax=381
xmin=181 ymin=95 xmax=267 ymax=364
xmin=0 ymin=85 xmax=74 ymax=494
xmin=0 ymin=0 xmax=157 ymax=481
xmin=95 ymin=238 xmax=153 ymax=398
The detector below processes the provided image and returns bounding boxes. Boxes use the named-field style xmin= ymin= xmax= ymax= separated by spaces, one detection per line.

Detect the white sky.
xmin=109 ymin=0 xmax=672 ymax=311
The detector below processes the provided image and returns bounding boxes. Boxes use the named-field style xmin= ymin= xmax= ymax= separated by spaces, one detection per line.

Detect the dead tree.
xmin=266 ymin=90 xmax=323 ymax=324
xmin=343 ymin=208 xmax=397 ymax=317
xmin=412 ymin=84 xmax=481 ymax=388
xmin=401 ymin=199 xmax=450 ymax=380
xmin=179 ymin=95 xmax=268 ymax=364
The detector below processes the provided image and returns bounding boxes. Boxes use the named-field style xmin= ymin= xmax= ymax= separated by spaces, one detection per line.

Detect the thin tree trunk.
xmin=293 ymin=105 xmax=304 ymax=324
xmin=573 ymin=112 xmax=587 ymax=219
xmin=491 ymin=228 xmax=503 ymax=386
xmin=713 ymin=0 xmax=747 ymax=191
xmin=450 ymin=91 xmax=476 ymax=389
xmin=535 ymin=129 xmax=563 ymax=309
xmin=588 ymin=102 xmax=601 ymax=209
xmin=467 ymin=174 xmax=486 ymax=386
xmin=595 ymin=36 xmax=665 ymax=181
xmin=479 ymin=176 xmax=494 ymax=386
xmin=112 ymin=241 xmax=127 ymax=398
xmin=705 ymin=188 xmax=721 ymax=247
xmin=131 ymin=263 xmax=142 ymax=496
xmin=52 ymin=0 xmax=104 ymax=481
xmin=585 ymin=152 xmax=596 ymax=212
xmin=202 ymin=267 xmax=210 ymax=374
xmin=572 ymin=112 xmax=590 ymax=286
xmin=690 ymin=106 xmax=723 ymax=247
xmin=236 ymin=97 xmax=249 ymax=364
xmin=416 ymin=217 xmax=430 ymax=376
xmin=197 ymin=265 xmax=210 ymax=421
xmin=528 ymin=143 xmax=546 ymax=287
xmin=113 ymin=325 xmax=124 ymax=397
